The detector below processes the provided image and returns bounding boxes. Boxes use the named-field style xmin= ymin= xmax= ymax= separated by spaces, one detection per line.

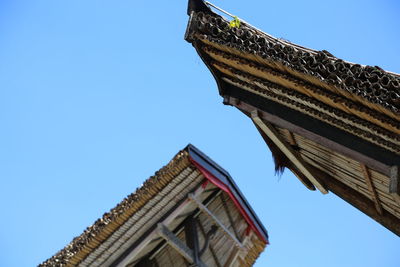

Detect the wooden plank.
xmin=148 ymin=190 xmax=223 ymax=263
xmin=389 ymin=166 xmax=400 ymax=205
xmin=296 ymin=140 xmax=392 ymax=191
xmin=251 ymin=110 xmax=328 ymax=194
xmin=224 ymin=96 xmax=393 ymax=175
xmin=312 ymin=166 xmax=400 ymax=236
xmin=223 ymin=247 xmax=240 ymax=267
xmin=360 ymin=164 xmax=383 ymax=215
xmin=285 ymin=129 xmax=297 ymax=147
xmin=303 ymin=153 xmax=400 ymax=211
xmin=198 ymin=219 xmax=222 ymax=267
xmin=279 ymin=129 xmax=316 ymax=191
xmin=115 ymin=186 xmax=206 ymax=267
xmin=188 ymin=193 xmax=244 ymax=249
xmin=220 ymin=194 xmax=240 ymax=241
xmin=157 ymin=224 xmax=197 ymax=265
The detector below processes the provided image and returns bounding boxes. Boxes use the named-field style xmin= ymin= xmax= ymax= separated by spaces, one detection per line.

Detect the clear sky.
xmin=0 ymin=0 xmax=399 ymax=266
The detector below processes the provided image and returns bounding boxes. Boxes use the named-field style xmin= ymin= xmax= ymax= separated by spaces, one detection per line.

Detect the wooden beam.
xmin=220 ymin=194 xmax=240 ymax=240
xmin=188 ymin=193 xmax=244 ymax=249
xmin=198 ymin=219 xmax=222 ymax=267
xmin=389 ymin=166 xmax=400 ymax=205
xmin=285 ymin=129 xmax=297 ymax=147
xmin=223 ymin=247 xmax=240 ymax=267
xmin=285 ymin=129 xmax=316 ymax=191
xmin=224 ymin=96 xmax=392 ymax=175
xmin=312 ymin=165 xmax=400 ymax=236
xmin=254 ymin=124 xmax=316 ymax=192
xmin=184 ymin=216 xmax=200 ymax=265
xmin=251 ymin=110 xmax=328 ymax=194
xmin=115 ymin=186 xmax=206 ymax=267
xmin=157 ymin=223 xmax=207 ymax=267
xmin=224 ymin=231 xmax=252 ymax=267
xmin=147 ymin=190 xmax=223 ymax=262
xmin=360 ymin=164 xmax=383 ymax=215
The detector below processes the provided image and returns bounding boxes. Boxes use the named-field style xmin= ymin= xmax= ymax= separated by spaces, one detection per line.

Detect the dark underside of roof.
xmin=185 ymin=0 xmax=400 ymax=236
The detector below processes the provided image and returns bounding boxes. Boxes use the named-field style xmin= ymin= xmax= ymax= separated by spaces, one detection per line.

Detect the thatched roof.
xmin=40 ymin=144 xmax=268 ymax=266
xmin=185 ymin=0 xmax=400 ymax=236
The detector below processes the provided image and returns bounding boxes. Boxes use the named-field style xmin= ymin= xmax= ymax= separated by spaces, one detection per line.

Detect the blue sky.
xmin=0 ymin=0 xmax=399 ymax=266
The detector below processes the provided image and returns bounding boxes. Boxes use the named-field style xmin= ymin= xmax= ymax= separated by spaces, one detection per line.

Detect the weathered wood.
xmin=300 ymin=148 xmax=394 ymax=199
xmin=225 ymin=96 xmax=392 ymax=175
xmin=149 ymin=190 xmax=224 ymax=264
xmin=360 ymin=164 xmax=383 ymax=215
xmin=198 ymin=219 xmax=222 ymax=267
xmin=389 ymin=166 xmax=400 ymax=205
xmin=280 ymin=129 xmax=316 ymax=191
xmin=157 ymin=223 xmax=207 ymax=267
xmin=154 ymin=233 xmax=190 ymax=267
xmin=285 ymin=129 xmax=297 ymax=147
xmin=223 ymin=247 xmax=240 ymax=267
xmin=255 ymin=124 xmax=316 ymax=191
xmin=304 ymin=153 xmax=400 ymax=216
xmin=251 ymin=110 xmax=328 ymax=194
xmin=220 ymin=194 xmax=240 ymax=241
xmin=184 ymin=216 xmax=201 ymax=266
xmin=188 ymin=193 xmax=244 ymax=249
xmin=115 ymin=186 xmax=206 ymax=267
xmin=389 ymin=166 xmax=399 ymax=193
xmin=314 ymin=167 xmax=400 ymax=236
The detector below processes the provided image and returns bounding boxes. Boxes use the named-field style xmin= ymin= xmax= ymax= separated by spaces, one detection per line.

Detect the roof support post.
xmin=184 ymin=216 xmax=201 ymax=266
xmin=281 ymin=129 xmax=316 ymax=191
xmin=198 ymin=220 xmax=222 ymax=267
xmin=220 ymin=194 xmax=240 ymax=241
xmin=157 ymin=223 xmax=207 ymax=267
xmin=389 ymin=166 xmax=400 ymax=205
xmin=250 ymin=110 xmax=328 ymax=194
xmin=114 ymin=185 xmax=206 ymax=267
xmin=188 ymin=193 xmax=244 ymax=249
xmin=360 ymin=164 xmax=383 ymax=215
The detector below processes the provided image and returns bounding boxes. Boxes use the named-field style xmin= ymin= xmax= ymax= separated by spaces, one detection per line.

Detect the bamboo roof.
xmin=40 ymin=144 xmax=268 ymax=266
xmin=185 ymin=0 xmax=400 ymax=236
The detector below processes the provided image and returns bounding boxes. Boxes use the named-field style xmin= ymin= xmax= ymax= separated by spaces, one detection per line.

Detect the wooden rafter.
xmin=286 ymin=129 xmax=297 ymax=147
xmin=284 ymin=129 xmax=316 ymax=191
xmin=198 ymin=219 xmax=222 ymax=267
xmin=311 ymin=164 xmax=400 ymax=236
xmin=157 ymin=223 xmax=207 ymax=267
xmin=220 ymin=194 xmax=240 ymax=240
xmin=225 ymin=96 xmax=393 ymax=175
xmin=188 ymin=193 xmax=244 ymax=249
xmin=115 ymin=186 xmax=206 ymax=267
xmin=360 ymin=164 xmax=383 ymax=215
xmin=223 ymin=247 xmax=240 ymax=267
xmin=251 ymin=110 xmax=328 ymax=194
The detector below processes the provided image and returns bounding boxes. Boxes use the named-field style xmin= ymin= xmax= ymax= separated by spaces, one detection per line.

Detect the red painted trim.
xmin=190 ymin=158 xmax=268 ymax=244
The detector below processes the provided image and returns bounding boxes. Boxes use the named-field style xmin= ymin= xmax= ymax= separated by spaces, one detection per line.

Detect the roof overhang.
xmin=40 ymin=144 xmax=268 ymax=266
xmin=185 ymin=0 xmax=400 ymax=236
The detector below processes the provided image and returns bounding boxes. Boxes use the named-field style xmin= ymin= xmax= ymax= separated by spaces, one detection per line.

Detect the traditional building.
xmin=40 ymin=145 xmax=268 ymax=266
xmin=185 ymin=0 xmax=400 ymax=235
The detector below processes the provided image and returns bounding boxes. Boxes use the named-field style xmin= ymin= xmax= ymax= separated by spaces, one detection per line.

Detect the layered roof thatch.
xmin=185 ymin=0 xmax=400 ymax=236
xmin=40 ymin=145 xmax=268 ymax=266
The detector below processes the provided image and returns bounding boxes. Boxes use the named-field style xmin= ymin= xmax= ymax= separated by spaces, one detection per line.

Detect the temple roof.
xmin=40 ymin=144 xmax=268 ymax=266
xmin=185 ymin=0 xmax=400 ymax=236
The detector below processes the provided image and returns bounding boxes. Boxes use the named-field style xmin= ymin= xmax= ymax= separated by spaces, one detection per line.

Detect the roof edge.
xmin=186 ymin=144 xmax=269 ymax=242
xmin=187 ymin=0 xmax=212 ymax=16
